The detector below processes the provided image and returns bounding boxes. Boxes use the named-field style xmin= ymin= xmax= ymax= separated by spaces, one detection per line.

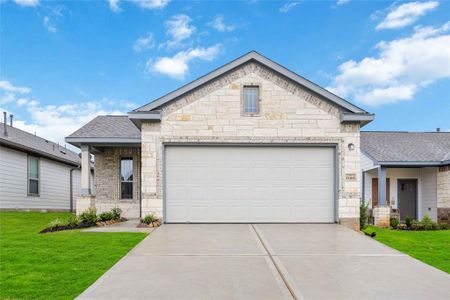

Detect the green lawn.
xmin=364 ymin=225 xmax=450 ymax=273
xmin=0 ymin=211 xmax=147 ymax=299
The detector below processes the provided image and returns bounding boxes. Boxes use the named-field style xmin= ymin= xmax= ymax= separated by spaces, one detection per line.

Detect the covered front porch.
xmin=65 ymin=116 xmax=143 ymax=219
xmin=362 ymin=166 xmax=439 ymax=225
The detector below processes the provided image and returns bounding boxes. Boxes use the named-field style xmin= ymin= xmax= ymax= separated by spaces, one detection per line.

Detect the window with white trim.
xmin=243 ymin=85 xmax=260 ymax=115
xmin=28 ymin=156 xmax=39 ymax=196
xmin=120 ymin=157 xmax=133 ymax=199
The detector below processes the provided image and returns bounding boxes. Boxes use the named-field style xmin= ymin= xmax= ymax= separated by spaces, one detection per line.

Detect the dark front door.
xmin=398 ymin=180 xmax=417 ymax=220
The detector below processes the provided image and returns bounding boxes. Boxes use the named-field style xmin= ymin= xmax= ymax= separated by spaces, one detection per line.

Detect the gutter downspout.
xmin=69 ymin=165 xmax=80 ymax=212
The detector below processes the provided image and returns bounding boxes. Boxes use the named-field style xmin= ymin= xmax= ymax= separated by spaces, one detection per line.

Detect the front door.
xmin=398 ymin=180 xmax=417 ymax=220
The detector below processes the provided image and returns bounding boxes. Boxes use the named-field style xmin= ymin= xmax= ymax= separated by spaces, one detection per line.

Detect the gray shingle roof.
xmin=0 ymin=122 xmax=81 ymax=166
xmin=361 ymin=131 xmax=450 ymax=165
xmin=67 ymin=116 xmax=140 ymax=139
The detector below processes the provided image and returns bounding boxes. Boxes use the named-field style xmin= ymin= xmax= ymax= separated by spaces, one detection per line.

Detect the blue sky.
xmin=1 ymin=0 xmax=449 ymax=146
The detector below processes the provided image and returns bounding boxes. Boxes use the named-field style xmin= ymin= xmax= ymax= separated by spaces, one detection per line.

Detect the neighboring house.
xmin=0 ymin=118 xmax=91 ymax=211
xmin=361 ymin=131 xmax=450 ymax=225
xmin=66 ymin=51 xmax=374 ymax=230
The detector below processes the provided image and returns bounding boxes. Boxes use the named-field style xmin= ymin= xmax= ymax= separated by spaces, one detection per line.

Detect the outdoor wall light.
xmin=348 ymin=143 xmax=355 ymax=151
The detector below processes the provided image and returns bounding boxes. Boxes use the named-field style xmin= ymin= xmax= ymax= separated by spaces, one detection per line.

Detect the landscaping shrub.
xmin=79 ymin=207 xmax=98 ymax=224
xmin=405 ymin=216 xmax=413 ymax=228
xmin=66 ymin=214 xmax=79 ymax=227
xmin=142 ymin=214 xmax=158 ymax=225
xmin=98 ymin=212 xmax=114 ymax=222
xmin=439 ymin=223 xmax=449 ymax=230
xmin=111 ymin=207 xmax=122 ymax=220
xmin=390 ymin=216 xmax=399 ymax=229
xmin=49 ymin=218 xmax=66 ymax=228
xmin=420 ymin=214 xmax=434 ymax=230
xmin=360 ymin=201 xmax=369 ymax=230
xmin=410 ymin=220 xmax=424 ymax=230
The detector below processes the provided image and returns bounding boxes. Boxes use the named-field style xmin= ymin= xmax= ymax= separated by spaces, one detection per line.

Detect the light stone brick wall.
xmin=141 ymin=62 xmax=362 ymax=227
xmin=93 ymin=147 xmax=141 ymax=218
xmin=437 ymin=166 xmax=450 ymax=223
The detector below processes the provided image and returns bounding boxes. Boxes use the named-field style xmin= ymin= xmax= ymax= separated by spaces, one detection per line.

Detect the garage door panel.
xmin=165 ymin=146 xmax=335 ymax=223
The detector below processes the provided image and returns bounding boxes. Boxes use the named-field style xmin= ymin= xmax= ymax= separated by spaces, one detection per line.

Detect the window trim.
xmin=119 ymin=156 xmax=134 ymax=200
xmin=27 ymin=155 xmax=40 ymax=197
xmin=241 ymin=84 xmax=261 ymax=116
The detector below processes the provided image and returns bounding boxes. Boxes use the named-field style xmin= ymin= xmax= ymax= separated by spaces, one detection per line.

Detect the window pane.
xmin=121 ymin=182 xmax=133 ymax=199
xmin=29 ymin=179 xmax=39 ymax=194
xmin=28 ymin=157 xmax=39 ymax=179
xmin=120 ymin=158 xmax=133 ymax=182
xmin=244 ymin=86 xmax=258 ymax=113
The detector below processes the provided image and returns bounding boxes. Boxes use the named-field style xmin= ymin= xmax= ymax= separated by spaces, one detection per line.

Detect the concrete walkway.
xmin=78 ymin=224 xmax=450 ymax=300
xmin=82 ymin=219 xmax=155 ymax=233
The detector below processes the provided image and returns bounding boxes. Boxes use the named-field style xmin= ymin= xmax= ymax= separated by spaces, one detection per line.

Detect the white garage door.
xmin=165 ymin=146 xmax=335 ymax=223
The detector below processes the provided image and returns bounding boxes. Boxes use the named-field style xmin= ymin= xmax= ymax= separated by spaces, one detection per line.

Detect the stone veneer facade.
xmin=92 ymin=147 xmax=141 ymax=218
xmin=437 ymin=166 xmax=450 ymax=224
xmin=140 ymin=62 xmax=362 ymax=230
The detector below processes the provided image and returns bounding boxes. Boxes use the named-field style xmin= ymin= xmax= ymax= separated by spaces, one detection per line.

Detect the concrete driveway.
xmin=78 ymin=224 xmax=450 ymax=300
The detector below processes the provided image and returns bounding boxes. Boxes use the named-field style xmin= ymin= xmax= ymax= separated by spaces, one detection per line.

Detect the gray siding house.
xmin=66 ymin=51 xmax=374 ymax=230
xmin=361 ymin=131 xmax=450 ymax=225
xmin=0 ymin=118 xmax=89 ymax=211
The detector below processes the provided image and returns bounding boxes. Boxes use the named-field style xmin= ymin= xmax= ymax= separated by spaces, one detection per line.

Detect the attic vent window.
xmin=243 ymin=85 xmax=260 ymax=116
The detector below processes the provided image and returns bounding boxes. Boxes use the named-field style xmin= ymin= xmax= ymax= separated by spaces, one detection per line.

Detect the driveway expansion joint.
xmin=251 ymin=224 xmax=303 ymax=300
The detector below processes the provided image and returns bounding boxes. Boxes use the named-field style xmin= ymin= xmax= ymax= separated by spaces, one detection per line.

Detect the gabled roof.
xmin=1 ymin=122 xmax=81 ymax=166
xmin=65 ymin=116 xmax=141 ymax=147
xmin=131 ymin=51 xmax=373 ymax=124
xmin=361 ymin=131 xmax=450 ymax=166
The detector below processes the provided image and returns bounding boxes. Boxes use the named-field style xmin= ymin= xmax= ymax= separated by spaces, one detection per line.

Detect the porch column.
xmin=373 ymin=165 xmax=390 ymax=227
xmin=80 ymin=144 xmax=92 ymax=195
xmin=76 ymin=144 xmax=95 ymax=215
xmin=378 ymin=166 xmax=387 ymax=206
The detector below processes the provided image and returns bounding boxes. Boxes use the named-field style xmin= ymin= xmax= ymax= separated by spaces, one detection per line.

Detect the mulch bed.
xmin=40 ymin=218 xmax=128 ymax=234
xmin=138 ymin=220 xmax=162 ymax=228
xmin=40 ymin=222 xmax=96 ymax=234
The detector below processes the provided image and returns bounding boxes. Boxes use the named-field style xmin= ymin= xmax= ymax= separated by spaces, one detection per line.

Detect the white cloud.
xmin=148 ymin=44 xmax=222 ymax=79
xmin=134 ymin=0 xmax=170 ymax=10
xmin=0 ymin=80 xmax=30 ymax=105
xmin=43 ymin=16 xmax=57 ymax=33
xmin=376 ymin=1 xmax=439 ymax=30
xmin=12 ymin=100 xmax=124 ymax=150
xmin=108 ymin=0 xmax=121 ymax=13
xmin=337 ymin=0 xmax=350 ymax=5
xmin=279 ymin=1 xmax=300 ymax=13
xmin=328 ymin=22 xmax=450 ymax=106
xmin=208 ymin=15 xmax=237 ymax=32
xmin=133 ymin=33 xmax=155 ymax=52
xmin=13 ymin=0 xmax=39 ymax=7
xmin=163 ymin=14 xmax=196 ymax=49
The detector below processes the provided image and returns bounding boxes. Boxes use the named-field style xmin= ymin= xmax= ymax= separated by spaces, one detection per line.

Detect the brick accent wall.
xmin=94 ymin=147 xmax=141 ymax=218
xmin=437 ymin=166 xmax=450 ymax=224
xmin=141 ymin=62 xmax=361 ymax=227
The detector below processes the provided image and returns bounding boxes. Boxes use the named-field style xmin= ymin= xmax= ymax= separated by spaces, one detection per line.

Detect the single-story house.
xmin=361 ymin=131 xmax=450 ymax=226
xmin=66 ymin=51 xmax=375 ymax=230
xmin=0 ymin=115 xmax=92 ymax=211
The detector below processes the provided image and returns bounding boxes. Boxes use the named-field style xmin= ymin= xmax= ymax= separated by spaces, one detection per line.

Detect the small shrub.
xmin=405 ymin=216 xmax=413 ymax=228
xmin=431 ymin=222 xmax=440 ymax=230
xmin=66 ymin=214 xmax=79 ymax=226
xmin=111 ymin=207 xmax=122 ymax=220
xmin=49 ymin=218 xmax=66 ymax=228
xmin=79 ymin=207 xmax=98 ymax=224
xmin=420 ymin=214 xmax=434 ymax=230
xmin=390 ymin=216 xmax=400 ymax=229
xmin=410 ymin=220 xmax=424 ymax=230
xmin=142 ymin=214 xmax=158 ymax=225
xmin=359 ymin=201 xmax=369 ymax=230
xmin=98 ymin=212 xmax=114 ymax=222
xmin=439 ymin=223 xmax=449 ymax=230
